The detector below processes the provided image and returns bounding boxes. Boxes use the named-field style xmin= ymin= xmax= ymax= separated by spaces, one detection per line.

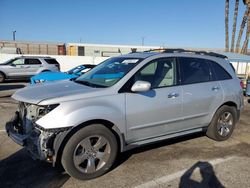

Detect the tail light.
xmin=240 ymin=80 xmax=244 ymax=89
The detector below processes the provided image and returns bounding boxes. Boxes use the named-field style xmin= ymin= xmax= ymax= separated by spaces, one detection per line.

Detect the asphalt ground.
xmin=0 ymin=82 xmax=250 ymax=188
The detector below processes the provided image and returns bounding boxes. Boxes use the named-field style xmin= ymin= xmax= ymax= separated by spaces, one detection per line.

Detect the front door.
xmin=7 ymin=58 xmax=27 ymax=77
xmin=125 ymin=57 xmax=183 ymax=143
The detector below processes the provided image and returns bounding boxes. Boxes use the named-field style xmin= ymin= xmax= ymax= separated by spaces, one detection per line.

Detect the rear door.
xmin=24 ymin=58 xmax=42 ymax=76
xmin=125 ymin=57 xmax=183 ymax=143
xmin=179 ymin=57 xmax=223 ymax=129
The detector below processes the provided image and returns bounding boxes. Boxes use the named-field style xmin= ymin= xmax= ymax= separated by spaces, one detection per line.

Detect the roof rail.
xmin=144 ymin=48 xmax=228 ymax=59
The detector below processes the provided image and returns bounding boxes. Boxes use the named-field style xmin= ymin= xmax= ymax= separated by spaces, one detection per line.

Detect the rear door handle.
xmin=168 ymin=92 xmax=179 ymax=98
xmin=212 ymin=86 xmax=220 ymax=91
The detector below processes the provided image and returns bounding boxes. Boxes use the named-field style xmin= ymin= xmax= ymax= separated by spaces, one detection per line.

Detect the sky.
xmin=0 ymin=0 xmax=247 ymax=48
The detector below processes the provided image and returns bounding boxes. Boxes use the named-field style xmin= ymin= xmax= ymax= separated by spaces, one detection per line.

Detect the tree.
xmin=225 ymin=0 xmax=230 ymax=52
xmin=241 ymin=11 xmax=250 ymax=53
xmin=235 ymin=8 xmax=249 ymax=53
xmin=241 ymin=0 xmax=250 ymax=53
xmin=230 ymin=0 xmax=239 ymax=52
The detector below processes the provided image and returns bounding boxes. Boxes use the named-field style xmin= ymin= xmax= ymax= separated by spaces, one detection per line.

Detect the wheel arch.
xmin=41 ymin=69 xmax=50 ymax=72
xmin=53 ymin=119 xmax=125 ymax=167
xmin=209 ymin=101 xmax=239 ymax=127
xmin=0 ymin=71 xmax=6 ymax=78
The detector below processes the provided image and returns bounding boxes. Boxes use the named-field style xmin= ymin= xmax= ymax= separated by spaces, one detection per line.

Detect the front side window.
xmin=75 ymin=57 xmax=142 ymax=87
xmin=44 ymin=59 xmax=59 ymax=65
xmin=134 ymin=58 xmax=177 ymax=89
xmin=179 ymin=57 xmax=211 ymax=85
xmin=11 ymin=58 xmax=24 ymax=65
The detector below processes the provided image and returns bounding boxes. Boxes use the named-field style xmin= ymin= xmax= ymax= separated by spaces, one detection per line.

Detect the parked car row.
xmin=5 ymin=50 xmax=244 ymax=180
xmin=0 ymin=56 xmax=60 ymax=83
xmin=0 ymin=56 xmax=96 ymax=83
xmin=30 ymin=64 xmax=95 ymax=84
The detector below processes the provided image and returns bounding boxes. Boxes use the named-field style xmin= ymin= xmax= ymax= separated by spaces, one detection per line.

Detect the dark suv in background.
xmin=0 ymin=56 xmax=60 ymax=82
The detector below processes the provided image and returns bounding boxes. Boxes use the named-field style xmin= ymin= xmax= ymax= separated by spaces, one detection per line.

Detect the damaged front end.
xmin=5 ymin=102 xmax=65 ymax=163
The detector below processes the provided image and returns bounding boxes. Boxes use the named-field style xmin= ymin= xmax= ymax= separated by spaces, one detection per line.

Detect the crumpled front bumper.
xmin=6 ymin=111 xmax=27 ymax=146
xmin=5 ymin=111 xmax=53 ymax=161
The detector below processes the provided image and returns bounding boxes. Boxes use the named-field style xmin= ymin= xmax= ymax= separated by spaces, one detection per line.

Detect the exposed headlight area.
xmin=19 ymin=102 xmax=59 ymax=125
xmin=13 ymin=102 xmax=59 ymax=137
xmin=34 ymin=104 xmax=59 ymax=121
xmin=6 ymin=102 xmax=61 ymax=162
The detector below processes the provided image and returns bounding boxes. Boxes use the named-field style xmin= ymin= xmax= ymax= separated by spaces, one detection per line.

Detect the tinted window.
xmin=179 ymin=57 xmax=211 ymax=84
xmin=44 ymin=59 xmax=59 ymax=65
xmin=210 ymin=61 xmax=232 ymax=80
xmin=25 ymin=59 xmax=41 ymax=65
xmin=134 ymin=58 xmax=176 ymax=88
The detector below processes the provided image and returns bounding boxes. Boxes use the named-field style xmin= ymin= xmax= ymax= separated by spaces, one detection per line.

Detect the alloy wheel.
xmin=73 ymin=135 xmax=111 ymax=174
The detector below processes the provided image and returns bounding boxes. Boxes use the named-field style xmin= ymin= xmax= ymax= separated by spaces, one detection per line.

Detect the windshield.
xmin=75 ymin=57 xmax=142 ymax=87
xmin=67 ymin=65 xmax=86 ymax=74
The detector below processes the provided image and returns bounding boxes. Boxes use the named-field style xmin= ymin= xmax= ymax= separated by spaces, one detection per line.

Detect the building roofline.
xmin=66 ymin=42 xmax=160 ymax=49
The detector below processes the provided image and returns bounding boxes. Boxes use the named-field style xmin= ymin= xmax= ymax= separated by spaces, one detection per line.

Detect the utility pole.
xmin=12 ymin=30 xmax=16 ymax=41
xmin=141 ymin=36 xmax=145 ymax=46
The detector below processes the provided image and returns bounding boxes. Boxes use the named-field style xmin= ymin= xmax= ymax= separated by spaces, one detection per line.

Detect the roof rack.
xmin=144 ymin=48 xmax=228 ymax=59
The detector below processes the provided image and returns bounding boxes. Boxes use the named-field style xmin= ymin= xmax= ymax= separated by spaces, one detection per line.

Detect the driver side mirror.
xmin=131 ymin=81 xmax=151 ymax=92
xmin=10 ymin=64 xmax=16 ymax=67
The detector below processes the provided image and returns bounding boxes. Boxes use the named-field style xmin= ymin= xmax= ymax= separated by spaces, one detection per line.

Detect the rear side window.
xmin=209 ymin=61 xmax=232 ymax=80
xmin=25 ymin=59 xmax=41 ymax=65
xmin=179 ymin=57 xmax=211 ymax=85
xmin=44 ymin=58 xmax=59 ymax=65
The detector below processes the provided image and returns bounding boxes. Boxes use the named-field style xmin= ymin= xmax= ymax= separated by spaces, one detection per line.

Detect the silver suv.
xmin=0 ymin=56 xmax=60 ymax=82
xmin=6 ymin=50 xmax=244 ymax=180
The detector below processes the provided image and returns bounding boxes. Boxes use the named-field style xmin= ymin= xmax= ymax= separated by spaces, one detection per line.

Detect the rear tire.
xmin=61 ymin=124 xmax=118 ymax=180
xmin=206 ymin=105 xmax=237 ymax=141
xmin=0 ymin=72 xmax=5 ymax=83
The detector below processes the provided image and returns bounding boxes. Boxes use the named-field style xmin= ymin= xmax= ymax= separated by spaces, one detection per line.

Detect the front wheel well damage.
xmin=53 ymin=119 xmax=123 ymax=167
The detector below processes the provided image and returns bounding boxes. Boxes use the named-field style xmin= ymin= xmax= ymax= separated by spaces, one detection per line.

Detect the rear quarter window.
xmin=209 ymin=61 xmax=232 ymax=80
xmin=44 ymin=59 xmax=59 ymax=65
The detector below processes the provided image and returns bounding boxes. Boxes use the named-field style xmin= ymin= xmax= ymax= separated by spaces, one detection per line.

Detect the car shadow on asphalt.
xmin=0 ymin=149 xmax=69 ymax=188
xmin=0 ymin=133 xmax=205 ymax=187
xmin=113 ymin=132 xmax=205 ymax=168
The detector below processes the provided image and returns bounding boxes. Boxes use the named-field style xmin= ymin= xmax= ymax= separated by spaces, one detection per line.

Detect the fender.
xmin=52 ymin=119 xmax=126 ymax=166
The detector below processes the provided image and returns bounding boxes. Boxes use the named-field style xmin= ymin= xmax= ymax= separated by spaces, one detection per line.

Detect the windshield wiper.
xmin=74 ymin=80 xmax=107 ymax=88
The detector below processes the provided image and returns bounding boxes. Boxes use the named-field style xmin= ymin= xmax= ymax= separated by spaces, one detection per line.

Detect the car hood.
xmin=12 ymin=80 xmax=110 ymax=105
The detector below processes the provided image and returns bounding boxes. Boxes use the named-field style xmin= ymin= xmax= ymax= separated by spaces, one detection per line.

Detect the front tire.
xmin=61 ymin=124 xmax=118 ymax=180
xmin=0 ymin=72 xmax=5 ymax=83
xmin=206 ymin=105 xmax=237 ymax=141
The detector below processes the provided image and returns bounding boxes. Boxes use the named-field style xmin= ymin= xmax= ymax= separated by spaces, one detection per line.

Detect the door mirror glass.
xmin=131 ymin=81 xmax=151 ymax=92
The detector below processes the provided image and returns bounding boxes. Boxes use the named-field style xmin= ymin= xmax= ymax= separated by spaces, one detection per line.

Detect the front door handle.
xmin=168 ymin=92 xmax=179 ymax=98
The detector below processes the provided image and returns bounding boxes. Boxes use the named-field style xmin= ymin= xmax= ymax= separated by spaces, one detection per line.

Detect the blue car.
xmin=30 ymin=64 xmax=95 ymax=84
